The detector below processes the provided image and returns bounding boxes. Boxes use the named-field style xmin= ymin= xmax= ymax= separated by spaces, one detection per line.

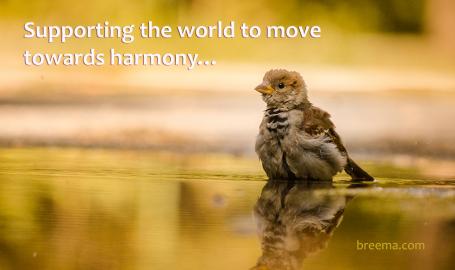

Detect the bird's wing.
xmin=303 ymin=106 xmax=374 ymax=181
xmin=302 ymin=106 xmax=347 ymax=153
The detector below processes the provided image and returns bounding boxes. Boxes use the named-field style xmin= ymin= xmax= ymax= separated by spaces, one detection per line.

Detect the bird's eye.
xmin=278 ymin=82 xmax=285 ymax=89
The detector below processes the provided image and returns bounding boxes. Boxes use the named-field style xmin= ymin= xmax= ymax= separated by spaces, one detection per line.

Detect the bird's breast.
xmin=265 ymin=108 xmax=289 ymax=139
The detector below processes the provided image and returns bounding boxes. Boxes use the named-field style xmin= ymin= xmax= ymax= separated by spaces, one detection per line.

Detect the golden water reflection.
xmin=252 ymin=181 xmax=350 ymax=270
xmin=0 ymin=148 xmax=455 ymax=270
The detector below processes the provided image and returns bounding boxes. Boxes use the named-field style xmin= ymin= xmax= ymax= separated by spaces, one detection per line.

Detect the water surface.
xmin=0 ymin=148 xmax=454 ymax=270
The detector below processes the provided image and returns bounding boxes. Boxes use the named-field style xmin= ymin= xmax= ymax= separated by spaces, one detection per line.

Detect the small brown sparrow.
xmin=254 ymin=69 xmax=373 ymax=181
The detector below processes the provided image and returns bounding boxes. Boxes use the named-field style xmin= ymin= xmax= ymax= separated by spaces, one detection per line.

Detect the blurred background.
xmin=1 ymin=1 xmax=455 ymax=270
xmin=0 ymin=0 xmax=454 ymax=163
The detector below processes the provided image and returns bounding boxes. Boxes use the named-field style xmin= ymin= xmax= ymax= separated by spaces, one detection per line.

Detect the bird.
xmin=254 ymin=69 xmax=373 ymax=181
xmin=251 ymin=180 xmax=350 ymax=270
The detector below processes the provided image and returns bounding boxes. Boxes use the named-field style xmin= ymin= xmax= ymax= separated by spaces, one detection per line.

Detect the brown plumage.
xmin=254 ymin=69 xmax=373 ymax=181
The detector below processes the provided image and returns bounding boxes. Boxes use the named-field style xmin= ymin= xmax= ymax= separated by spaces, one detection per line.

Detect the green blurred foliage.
xmin=0 ymin=0 xmax=424 ymax=33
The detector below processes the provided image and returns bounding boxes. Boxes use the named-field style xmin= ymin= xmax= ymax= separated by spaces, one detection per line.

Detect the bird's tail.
xmin=344 ymin=158 xmax=374 ymax=181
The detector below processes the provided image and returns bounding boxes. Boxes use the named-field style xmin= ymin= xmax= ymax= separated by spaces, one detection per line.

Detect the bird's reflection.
xmin=251 ymin=180 xmax=352 ymax=270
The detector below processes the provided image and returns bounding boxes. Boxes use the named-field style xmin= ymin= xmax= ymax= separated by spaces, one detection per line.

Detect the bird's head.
xmin=255 ymin=69 xmax=308 ymax=109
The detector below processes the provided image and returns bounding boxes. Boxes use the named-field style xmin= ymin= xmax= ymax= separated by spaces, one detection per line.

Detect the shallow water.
xmin=0 ymin=148 xmax=454 ymax=270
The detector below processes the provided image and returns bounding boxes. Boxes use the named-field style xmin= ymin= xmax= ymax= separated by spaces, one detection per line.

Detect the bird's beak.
xmin=255 ymin=83 xmax=274 ymax=95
